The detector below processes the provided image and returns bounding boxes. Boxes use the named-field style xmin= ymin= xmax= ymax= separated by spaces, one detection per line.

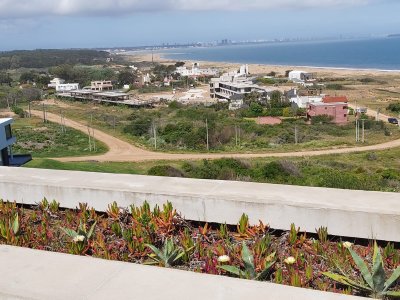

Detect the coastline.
xmin=123 ymin=51 xmax=400 ymax=77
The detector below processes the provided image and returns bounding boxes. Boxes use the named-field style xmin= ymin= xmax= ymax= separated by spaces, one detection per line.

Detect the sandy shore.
xmin=124 ymin=51 xmax=400 ymax=78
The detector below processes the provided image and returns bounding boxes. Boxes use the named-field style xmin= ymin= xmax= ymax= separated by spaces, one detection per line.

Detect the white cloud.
xmin=0 ymin=0 xmax=385 ymax=18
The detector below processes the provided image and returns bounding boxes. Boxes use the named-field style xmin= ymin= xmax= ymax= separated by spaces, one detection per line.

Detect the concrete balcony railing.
xmin=0 ymin=166 xmax=399 ymax=242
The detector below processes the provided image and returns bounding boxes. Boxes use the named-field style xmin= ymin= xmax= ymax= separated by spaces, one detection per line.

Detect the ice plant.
xmin=217 ymin=255 xmax=230 ymax=263
xmin=324 ymin=241 xmax=400 ymax=298
xmin=342 ymin=241 xmax=353 ymax=249
xmin=284 ymin=256 xmax=296 ymax=265
xmin=219 ymin=242 xmax=275 ymax=281
xmin=61 ymin=221 xmax=96 ymax=255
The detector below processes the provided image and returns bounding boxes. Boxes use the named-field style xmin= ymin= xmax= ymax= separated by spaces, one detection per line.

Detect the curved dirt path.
xmin=30 ymin=110 xmax=400 ymax=162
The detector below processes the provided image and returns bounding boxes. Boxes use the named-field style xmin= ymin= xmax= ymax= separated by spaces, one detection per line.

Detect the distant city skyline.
xmin=0 ymin=0 xmax=399 ymax=51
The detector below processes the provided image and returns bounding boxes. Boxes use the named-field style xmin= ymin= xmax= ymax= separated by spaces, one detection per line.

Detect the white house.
xmin=289 ymin=95 xmax=323 ymax=109
xmin=48 ymin=78 xmax=65 ymax=88
xmin=176 ymin=63 xmax=218 ymax=77
xmin=0 ymin=118 xmax=16 ymax=166
xmin=55 ymin=83 xmax=79 ymax=92
xmin=288 ymin=71 xmax=314 ymax=83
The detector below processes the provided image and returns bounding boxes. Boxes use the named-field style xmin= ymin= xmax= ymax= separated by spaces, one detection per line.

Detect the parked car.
xmin=388 ymin=118 xmax=399 ymax=124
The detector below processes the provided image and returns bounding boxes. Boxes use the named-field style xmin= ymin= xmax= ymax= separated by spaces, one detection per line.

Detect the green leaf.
xmin=12 ymin=214 xmax=19 ymax=235
xmin=87 ymin=222 xmax=97 ymax=240
xmin=145 ymin=244 xmax=165 ymax=264
xmin=255 ymin=261 xmax=275 ymax=281
xmin=241 ymin=242 xmax=256 ymax=278
xmin=219 ymin=265 xmax=245 ymax=278
xmin=384 ymin=290 xmax=400 ymax=298
xmin=348 ymin=248 xmax=374 ymax=289
xmin=323 ymin=272 xmax=370 ymax=292
xmin=61 ymin=227 xmax=78 ymax=238
xmin=372 ymin=243 xmax=385 ymax=293
xmin=384 ymin=267 xmax=400 ymax=292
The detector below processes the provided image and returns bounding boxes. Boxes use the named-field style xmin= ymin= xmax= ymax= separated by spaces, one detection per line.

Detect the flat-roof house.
xmin=0 ymin=118 xmax=31 ymax=166
xmin=56 ymin=83 xmax=79 ymax=93
xmin=91 ymin=81 xmax=113 ymax=91
xmin=307 ymin=102 xmax=349 ymax=124
xmin=289 ymin=71 xmax=315 ymax=86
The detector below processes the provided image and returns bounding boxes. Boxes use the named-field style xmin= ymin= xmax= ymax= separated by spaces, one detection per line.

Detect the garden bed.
xmin=1 ymin=199 xmax=399 ymax=299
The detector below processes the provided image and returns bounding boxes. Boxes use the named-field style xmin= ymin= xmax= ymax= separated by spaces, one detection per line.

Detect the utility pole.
xmin=376 ymin=108 xmax=380 ymax=122
xmin=28 ymin=102 xmax=32 ymax=118
xmin=362 ymin=119 xmax=365 ymax=143
xmin=153 ymin=121 xmax=157 ymax=150
xmin=87 ymin=126 xmax=92 ymax=151
xmin=42 ymin=103 xmax=46 ymax=123
xmin=205 ymin=118 xmax=209 ymax=151
xmin=235 ymin=124 xmax=238 ymax=147
xmin=294 ymin=125 xmax=298 ymax=145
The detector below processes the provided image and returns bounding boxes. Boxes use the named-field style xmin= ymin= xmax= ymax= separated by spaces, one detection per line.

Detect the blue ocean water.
xmin=160 ymin=38 xmax=400 ymax=71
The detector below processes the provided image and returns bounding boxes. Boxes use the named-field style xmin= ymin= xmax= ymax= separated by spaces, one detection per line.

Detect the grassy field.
xmin=10 ymin=115 xmax=108 ymax=158
xmin=29 ymin=99 xmax=400 ymax=154
xmin=25 ymin=147 xmax=400 ymax=192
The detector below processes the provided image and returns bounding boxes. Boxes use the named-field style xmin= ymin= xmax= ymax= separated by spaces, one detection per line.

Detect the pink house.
xmin=307 ymin=102 xmax=348 ymax=124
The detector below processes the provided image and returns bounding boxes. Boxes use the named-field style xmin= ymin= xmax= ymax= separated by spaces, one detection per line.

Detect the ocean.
xmin=160 ymin=37 xmax=400 ymax=71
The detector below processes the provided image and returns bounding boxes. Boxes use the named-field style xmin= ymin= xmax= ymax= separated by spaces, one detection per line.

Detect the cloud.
xmin=0 ymin=0 xmax=388 ymax=19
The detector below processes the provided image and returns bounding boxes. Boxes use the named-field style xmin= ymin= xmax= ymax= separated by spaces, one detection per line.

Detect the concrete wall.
xmin=1 ymin=167 xmax=400 ymax=241
xmin=0 ymin=245 xmax=365 ymax=300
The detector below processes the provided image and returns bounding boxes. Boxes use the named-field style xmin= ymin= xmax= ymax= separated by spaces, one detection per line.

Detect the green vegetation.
xmin=0 ymin=49 xmax=109 ymax=70
xmin=120 ymin=105 xmax=393 ymax=152
xmin=387 ymin=102 xmax=400 ymax=113
xmin=2 ymin=200 xmax=400 ymax=298
xmin=11 ymin=116 xmax=107 ymax=158
xmin=24 ymin=147 xmax=400 ymax=192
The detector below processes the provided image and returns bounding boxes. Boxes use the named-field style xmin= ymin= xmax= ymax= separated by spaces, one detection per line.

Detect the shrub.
xmin=147 ymin=165 xmax=184 ymax=177
xmin=325 ymin=84 xmax=344 ymax=90
xmin=387 ymin=102 xmax=400 ymax=113
xmin=311 ymin=115 xmax=333 ymax=125
xmin=11 ymin=106 xmax=25 ymax=118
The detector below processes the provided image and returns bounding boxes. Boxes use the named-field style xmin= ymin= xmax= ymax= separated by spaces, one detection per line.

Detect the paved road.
xmin=30 ymin=109 xmax=400 ymax=162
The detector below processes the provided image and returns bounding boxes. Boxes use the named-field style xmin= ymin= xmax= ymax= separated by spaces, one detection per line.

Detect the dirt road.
xmin=30 ymin=110 xmax=400 ymax=163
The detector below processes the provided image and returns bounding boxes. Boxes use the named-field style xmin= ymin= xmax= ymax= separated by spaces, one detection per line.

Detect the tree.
xmin=19 ymin=71 xmax=38 ymax=83
xmin=118 ymin=70 xmax=137 ymax=86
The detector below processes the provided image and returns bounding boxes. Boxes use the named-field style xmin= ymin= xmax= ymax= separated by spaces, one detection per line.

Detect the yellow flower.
xmin=73 ymin=235 xmax=85 ymax=243
xmin=217 ymin=255 xmax=230 ymax=263
xmin=284 ymin=256 xmax=296 ymax=265
xmin=342 ymin=241 xmax=353 ymax=249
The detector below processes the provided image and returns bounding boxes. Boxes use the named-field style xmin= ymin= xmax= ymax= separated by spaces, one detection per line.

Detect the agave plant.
xmin=219 ymin=242 xmax=275 ymax=281
xmin=323 ymin=241 xmax=400 ymax=299
xmin=145 ymin=238 xmax=192 ymax=267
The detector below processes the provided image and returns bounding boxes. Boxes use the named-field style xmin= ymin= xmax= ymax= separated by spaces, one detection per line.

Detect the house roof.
xmin=323 ymin=96 xmax=348 ymax=103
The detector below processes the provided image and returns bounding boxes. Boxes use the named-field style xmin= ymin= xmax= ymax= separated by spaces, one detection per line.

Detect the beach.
xmin=124 ymin=51 xmax=400 ymax=78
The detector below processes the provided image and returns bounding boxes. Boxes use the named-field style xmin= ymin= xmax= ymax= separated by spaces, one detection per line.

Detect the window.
xmin=5 ymin=124 xmax=12 ymax=140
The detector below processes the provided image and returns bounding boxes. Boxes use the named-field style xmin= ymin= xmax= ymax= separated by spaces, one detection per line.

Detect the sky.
xmin=0 ymin=0 xmax=399 ymax=50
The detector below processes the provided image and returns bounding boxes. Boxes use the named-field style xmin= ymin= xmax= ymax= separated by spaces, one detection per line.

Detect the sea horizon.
xmin=147 ymin=37 xmax=400 ymax=72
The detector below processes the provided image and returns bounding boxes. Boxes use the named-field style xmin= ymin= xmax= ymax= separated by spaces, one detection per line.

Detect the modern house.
xmin=288 ymin=88 xmax=324 ymax=109
xmin=91 ymin=81 xmax=113 ymax=91
xmin=0 ymin=118 xmax=31 ymax=166
xmin=176 ymin=63 xmax=218 ymax=78
xmin=0 ymin=118 xmax=16 ymax=166
xmin=210 ymin=65 xmax=274 ymax=103
xmin=288 ymin=71 xmax=314 ymax=82
xmin=307 ymin=102 xmax=349 ymax=124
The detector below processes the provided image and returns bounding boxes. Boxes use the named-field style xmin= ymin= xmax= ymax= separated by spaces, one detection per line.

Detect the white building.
xmin=55 ymin=83 xmax=79 ymax=93
xmin=91 ymin=81 xmax=113 ymax=91
xmin=288 ymin=71 xmax=314 ymax=83
xmin=176 ymin=63 xmax=218 ymax=77
xmin=48 ymin=78 xmax=65 ymax=88
xmin=0 ymin=118 xmax=16 ymax=166
xmin=210 ymin=65 xmax=273 ymax=101
xmin=289 ymin=95 xmax=323 ymax=109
